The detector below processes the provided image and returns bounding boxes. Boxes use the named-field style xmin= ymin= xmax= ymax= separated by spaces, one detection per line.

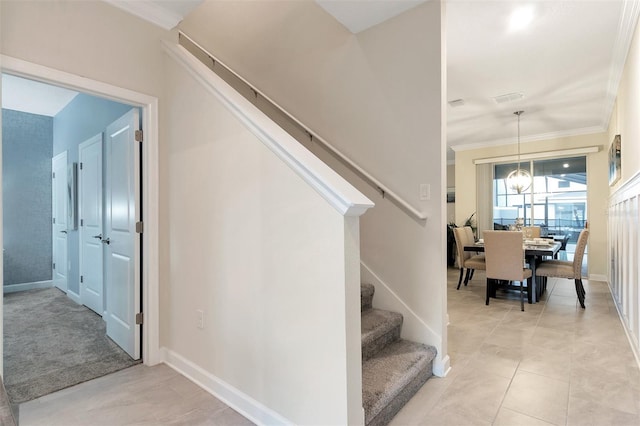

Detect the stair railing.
xmin=178 ymin=31 xmax=428 ymax=221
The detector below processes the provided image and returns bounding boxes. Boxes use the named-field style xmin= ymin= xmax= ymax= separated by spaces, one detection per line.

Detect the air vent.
xmin=448 ymin=99 xmax=465 ymax=108
xmin=493 ymin=92 xmax=524 ymax=104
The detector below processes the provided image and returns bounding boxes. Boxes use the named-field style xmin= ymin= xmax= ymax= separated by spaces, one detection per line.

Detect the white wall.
xmin=454 ymin=132 xmax=609 ymax=278
xmin=608 ymin=13 xmax=640 ymax=365
xmin=161 ymin=47 xmax=365 ymax=425
xmin=179 ymin=0 xmax=449 ymax=373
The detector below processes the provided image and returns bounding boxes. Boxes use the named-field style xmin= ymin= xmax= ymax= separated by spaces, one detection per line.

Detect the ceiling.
xmin=10 ymin=1 xmax=634 ymax=163
xmin=1 ymin=74 xmax=78 ymax=117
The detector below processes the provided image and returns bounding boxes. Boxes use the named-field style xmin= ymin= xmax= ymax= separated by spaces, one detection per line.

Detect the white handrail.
xmin=178 ymin=31 xmax=427 ymax=222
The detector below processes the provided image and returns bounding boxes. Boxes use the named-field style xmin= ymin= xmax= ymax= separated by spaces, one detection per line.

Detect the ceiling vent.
xmin=493 ymin=92 xmax=524 ymax=104
xmin=448 ymin=98 xmax=465 ymax=108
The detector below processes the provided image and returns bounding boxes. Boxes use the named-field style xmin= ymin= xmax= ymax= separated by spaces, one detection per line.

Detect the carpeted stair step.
xmin=361 ymin=283 xmax=375 ymax=312
xmin=361 ymin=309 xmax=403 ymax=361
xmin=362 ymin=339 xmax=437 ymax=426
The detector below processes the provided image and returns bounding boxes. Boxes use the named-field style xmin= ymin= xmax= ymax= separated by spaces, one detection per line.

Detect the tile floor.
xmin=390 ymin=268 xmax=640 ymax=426
xmin=19 ymin=268 xmax=640 ymax=426
xmin=19 ymin=363 xmax=253 ymax=426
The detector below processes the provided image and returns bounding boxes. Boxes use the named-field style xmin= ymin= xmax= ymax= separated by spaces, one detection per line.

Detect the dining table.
xmin=464 ymin=239 xmax=562 ymax=303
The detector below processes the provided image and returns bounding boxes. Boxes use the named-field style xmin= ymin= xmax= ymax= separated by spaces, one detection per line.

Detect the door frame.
xmin=0 ymin=54 xmax=160 ymax=368
xmin=51 ymin=151 xmax=69 ymax=294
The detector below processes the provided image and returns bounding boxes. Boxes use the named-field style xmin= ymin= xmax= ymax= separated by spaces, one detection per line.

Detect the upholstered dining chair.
xmin=521 ymin=226 xmax=541 ymax=239
xmin=453 ymin=226 xmax=485 ymax=290
xmin=484 ymin=230 xmax=532 ymax=311
xmin=535 ymin=229 xmax=589 ymax=308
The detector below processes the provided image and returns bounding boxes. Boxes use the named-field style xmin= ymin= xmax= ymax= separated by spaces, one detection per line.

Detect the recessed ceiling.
xmin=447 ymin=1 xmax=639 ymax=159
xmin=2 ymin=74 xmax=79 ymax=117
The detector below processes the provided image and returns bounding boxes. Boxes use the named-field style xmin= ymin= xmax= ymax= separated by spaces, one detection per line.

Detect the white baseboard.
xmin=588 ymin=274 xmax=607 ymax=282
xmin=66 ymin=289 xmax=81 ymax=304
xmin=433 ymin=354 xmax=451 ymax=377
xmin=3 ymin=280 xmax=53 ymax=294
xmin=160 ymin=347 xmax=292 ymax=426
xmin=607 ymin=283 xmax=640 ymax=371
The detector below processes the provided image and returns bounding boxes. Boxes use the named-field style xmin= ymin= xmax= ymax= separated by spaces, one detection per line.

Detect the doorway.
xmin=0 ymin=56 xmax=160 ymax=402
xmin=3 ymin=77 xmax=140 ymax=402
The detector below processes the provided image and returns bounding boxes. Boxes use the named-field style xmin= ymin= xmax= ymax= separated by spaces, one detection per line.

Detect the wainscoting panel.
xmin=609 ymin=171 xmax=640 ymax=364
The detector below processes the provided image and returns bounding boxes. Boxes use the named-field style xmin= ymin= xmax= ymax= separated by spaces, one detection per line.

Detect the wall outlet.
xmin=419 ymin=183 xmax=431 ymax=201
xmin=196 ymin=309 xmax=204 ymax=329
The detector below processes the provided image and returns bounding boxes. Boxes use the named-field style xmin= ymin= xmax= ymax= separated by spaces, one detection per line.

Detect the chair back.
xmin=484 ymin=230 xmax=526 ymax=281
xmin=522 ymin=226 xmax=541 ymax=238
xmin=453 ymin=227 xmax=470 ymax=266
xmin=573 ymin=229 xmax=589 ymax=278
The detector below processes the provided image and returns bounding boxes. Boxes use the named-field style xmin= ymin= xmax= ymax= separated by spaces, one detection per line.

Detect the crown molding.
xmin=449 ymin=125 xmax=606 ymax=153
xmin=103 ymin=0 xmax=182 ymax=30
xmin=601 ymin=0 xmax=640 ymax=129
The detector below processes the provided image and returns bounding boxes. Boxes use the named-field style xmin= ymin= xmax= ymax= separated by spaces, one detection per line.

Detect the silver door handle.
xmin=93 ymin=234 xmax=103 ymax=240
xmin=102 ymin=238 xmax=110 ymax=245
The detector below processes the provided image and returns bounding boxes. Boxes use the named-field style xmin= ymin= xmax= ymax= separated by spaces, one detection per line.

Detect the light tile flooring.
xmin=19 ymin=363 xmax=253 ymax=426
xmin=19 ymin=268 xmax=640 ymax=426
xmin=390 ymin=268 xmax=640 ymax=426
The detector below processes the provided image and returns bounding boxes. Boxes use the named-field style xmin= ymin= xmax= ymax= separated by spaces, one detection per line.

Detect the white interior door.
xmin=52 ymin=152 xmax=68 ymax=292
xmin=105 ymin=109 xmax=141 ymax=360
xmin=79 ymin=134 xmax=104 ymax=315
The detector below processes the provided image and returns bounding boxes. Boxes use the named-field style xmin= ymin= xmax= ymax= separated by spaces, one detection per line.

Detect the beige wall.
xmin=0 ymin=0 xmax=167 ymax=97
xmin=447 ymin=164 xmax=455 ymax=223
xmin=179 ymin=0 xmax=448 ymax=370
xmin=454 ymin=132 xmax=609 ymax=278
xmin=162 ymin=52 xmax=364 ymax=424
xmin=610 ymin=16 xmax=640 ymax=189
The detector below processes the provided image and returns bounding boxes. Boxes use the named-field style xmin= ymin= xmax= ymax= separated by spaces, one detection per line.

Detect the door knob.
xmin=93 ymin=234 xmax=103 ymax=240
xmin=102 ymin=238 xmax=111 ymax=245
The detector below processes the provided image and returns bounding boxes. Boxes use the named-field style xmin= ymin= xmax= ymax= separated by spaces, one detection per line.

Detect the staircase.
xmin=361 ymin=283 xmax=437 ymax=426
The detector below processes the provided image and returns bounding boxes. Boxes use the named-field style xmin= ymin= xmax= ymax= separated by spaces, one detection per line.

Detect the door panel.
xmin=79 ymin=134 xmax=104 ymax=315
xmin=52 ymin=152 xmax=68 ymax=292
xmin=105 ymin=109 xmax=140 ymax=360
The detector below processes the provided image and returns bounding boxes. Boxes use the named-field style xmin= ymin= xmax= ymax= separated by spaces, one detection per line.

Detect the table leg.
xmin=528 ymin=255 xmax=538 ymax=303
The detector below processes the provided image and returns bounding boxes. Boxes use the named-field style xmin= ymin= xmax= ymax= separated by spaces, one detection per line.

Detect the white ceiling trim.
xmin=602 ymin=0 xmax=640 ymax=129
xmin=451 ymin=125 xmax=606 ymax=153
xmin=473 ymin=146 xmax=601 ymax=165
xmin=103 ymin=0 xmax=182 ymax=30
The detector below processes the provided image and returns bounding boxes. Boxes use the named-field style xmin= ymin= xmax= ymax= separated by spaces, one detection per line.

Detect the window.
xmin=493 ymin=156 xmax=587 ymax=260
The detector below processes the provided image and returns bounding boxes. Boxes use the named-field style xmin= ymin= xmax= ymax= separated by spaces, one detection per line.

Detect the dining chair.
xmin=453 ymin=226 xmax=485 ymax=290
xmin=522 ymin=226 xmax=541 ymax=239
xmin=483 ymin=230 xmax=532 ymax=311
xmin=535 ymin=229 xmax=589 ymax=308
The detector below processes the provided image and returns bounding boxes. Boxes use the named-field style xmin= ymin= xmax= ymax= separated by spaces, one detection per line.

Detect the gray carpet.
xmin=3 ymin=287 xmax=140 ymax=404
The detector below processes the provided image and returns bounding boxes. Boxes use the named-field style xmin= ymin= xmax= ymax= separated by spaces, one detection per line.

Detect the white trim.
xmin=3 ymin=280 xmax=53 ymax=294
xmin=589 ymin=274 xmax=608 ymax=282
xmin=1 ymin=54 xmax=161 ymax=366
xmin=162 ymin=40 xmax=374 ymax=218
xmin=433 ymin=354 xmax=451 ymax=378
xmin=66 ymin=288 xmax=81 ymax=305
xmin=472 ymin=146 xmax=601 ymax=165
xmin=102 ymin=0 xmax=183 ymax=30
xmin=161 ymin=348 xmax=293 ymax=426
xmin=451 ymin=126 xmax=605 ymax=153
xmin=611 ymin=170 xmax=640 ymax=202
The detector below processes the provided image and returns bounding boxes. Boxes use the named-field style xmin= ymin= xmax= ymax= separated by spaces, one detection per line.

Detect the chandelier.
xmin=506 ymin=111 xmax=532 ymax=194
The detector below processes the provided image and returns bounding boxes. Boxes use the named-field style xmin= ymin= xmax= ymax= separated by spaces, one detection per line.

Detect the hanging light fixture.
xmin=506 ymin=110 xmax=532 ymax=194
